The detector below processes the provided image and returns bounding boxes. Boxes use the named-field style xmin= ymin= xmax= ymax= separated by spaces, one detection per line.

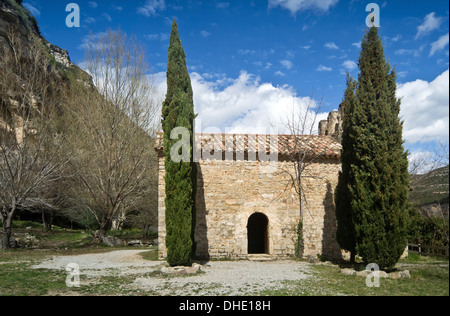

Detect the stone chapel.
xmin=155 ymin=132 xmax=343 ymax=260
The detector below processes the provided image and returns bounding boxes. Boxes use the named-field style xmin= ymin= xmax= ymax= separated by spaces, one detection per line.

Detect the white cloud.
xmin=238 ymin=49 xmax=256 ymax=55
xmin=88 ymin=1 xmax=98 ymax=8
xmin=102 ymin=13 xmax=112 ymax=22
xmin=23 ymin=2 xmax=40 ymax=17
xmin=395 ymin=45 xmax=425 ymax=58
xmin=415 ymin=12 xmax=444 ymax=40
xmin=274 ymin=71 xmax=285 ymax=77
xmin=397 ymin=69 xmax=449 ymax=144
xmin=137 ymin=0 xmax=166 ymax=17
xmin=268 ymin=0 xmax=339 ymax=15
xmin=352 ymin=42 xmax=361 ymax=49
xmin=145 ymin=33 xmax=169 ymax=42
xmin=217 ymin=2 xmax=230 ymax=9
xmin=430 ymin=33 xmax=449 ymax=57
xmin=390 ymin=34 xmax=402 ymax=42
xmin=342 ymin=60 xmax=357 ymax=71
xmin=153 ymin=71 xmax=328 ymax=134
xmin=280 ymin=59 xmax=294 ymax=70
xmin=316 ymin=65 xmax=332 ymax=72
xmin=200 ymin=30 xmax=211 ymax=38
xmin=324 ymin=42 xmax=339 ymax=50
xmin=408 ymin=150 xmax=435 ymax=174
xmin=78 ymin=32 xmax=107 ymax=50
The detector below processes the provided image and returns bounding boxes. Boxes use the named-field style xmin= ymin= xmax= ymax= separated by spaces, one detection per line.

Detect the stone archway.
xmin=247 ymin=213 xmax=269 ymax=254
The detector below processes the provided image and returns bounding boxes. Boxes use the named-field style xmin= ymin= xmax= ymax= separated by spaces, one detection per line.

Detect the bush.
xmin=409 ymin=211 xmax=449 ymax=249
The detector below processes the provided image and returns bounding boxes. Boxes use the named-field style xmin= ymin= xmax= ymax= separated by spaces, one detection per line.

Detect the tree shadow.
xmin=193 ymin=162 xmax=209 ymax=263
xmin=322 ymin=181 xmax=343 ymax=263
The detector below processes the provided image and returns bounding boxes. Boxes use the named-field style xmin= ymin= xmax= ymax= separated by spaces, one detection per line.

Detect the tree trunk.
xmin=97 ymin=217 xmax=110 ymax=241
xmin=1 ymin=212 xmax=13 ymax=250
xmin=111 ymin=211 xmax=126 ymax=232
xmin=1 ymin=227 xmax=12 ymax=250
xmin=42 ymin=210 xmax=53 ymax=232
xmin=350 ymin=250 xmax=356 ymax=264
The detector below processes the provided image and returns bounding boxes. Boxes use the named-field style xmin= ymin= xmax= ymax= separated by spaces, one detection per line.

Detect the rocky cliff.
xmin=0 ymin=0 xmax=74 ymax=68
xmin=1 ymin=0 xmax=92 ymax=138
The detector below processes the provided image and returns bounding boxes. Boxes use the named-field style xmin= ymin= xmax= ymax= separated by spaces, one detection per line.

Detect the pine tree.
xmin=162 ymin=20 xmax=196 ymax=267
xmin=337 ymin=27 xmax=410 ymax=270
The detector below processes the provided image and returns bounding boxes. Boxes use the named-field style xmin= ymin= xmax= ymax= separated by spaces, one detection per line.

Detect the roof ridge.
xmin=156 ymin=132 xmax=332 ymax=138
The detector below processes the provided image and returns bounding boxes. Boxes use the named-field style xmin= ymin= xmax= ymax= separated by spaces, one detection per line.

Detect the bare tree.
xmin=409 ymin=141 xmax=449 ymax=187
xmin=0 ymin=28 xmax=69 ymax=249
xmin=278 ymin=94 xmax=324 ymax=257
xmin=64 ymin=30 xmax=159 ymax=240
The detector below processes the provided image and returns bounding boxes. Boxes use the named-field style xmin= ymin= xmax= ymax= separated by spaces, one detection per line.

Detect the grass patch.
xmin=0 ymin=263 xmax=67 ymax=296
xmin=140 ymin=249 xmax=159 ymax=261
xmin=260 ymin=263 xmax=449 ymax=296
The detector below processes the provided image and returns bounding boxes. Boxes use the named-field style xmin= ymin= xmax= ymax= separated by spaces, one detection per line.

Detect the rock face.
xmin=46 ymin=42 xmax=72 ymax=68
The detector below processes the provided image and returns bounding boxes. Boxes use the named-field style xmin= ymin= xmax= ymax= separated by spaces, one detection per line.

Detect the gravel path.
xmin=33 ymin=250 xmax=312 ymax=295
xmin=33 ymin=250 xmax=162 ymax=277
xmin=133 ymin=260 xmax=312 ymax=296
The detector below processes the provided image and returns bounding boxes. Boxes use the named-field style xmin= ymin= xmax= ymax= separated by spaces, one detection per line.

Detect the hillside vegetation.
xmin=410 ymin=166 xmax=449 ymax=207
xmin=1 ymin=0 xmax=159 ymax=250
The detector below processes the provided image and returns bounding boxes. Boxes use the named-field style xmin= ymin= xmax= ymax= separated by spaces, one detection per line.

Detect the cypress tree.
xmin=337 ymin=27 xmax=410 ymax=270
xmin=162 ymin=20 xmax=196 ymax=267
xmin=335 ymin=74 xmax=358 ymax=263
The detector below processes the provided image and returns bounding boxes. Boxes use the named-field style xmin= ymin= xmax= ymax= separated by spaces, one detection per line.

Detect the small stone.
xmin=379 ymin=271 xmax=389 ymax=279
xmin=340 ymin=268 xmax=356 ymax=276
xmin=356 ymin=270 xmax=371 ymax=277
xmin=307 ymin=255 xmax=317 ymax=264
xmin=128 ymin=240 xmax=141 ymax=246
xmin=389 ymin=270 xmax=411 ymax=279
xmin=399 ymin=270 xmax=411 ymax=279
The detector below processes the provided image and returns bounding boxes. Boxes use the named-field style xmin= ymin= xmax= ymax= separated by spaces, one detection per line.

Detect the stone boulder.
xmin=102 ymin=236 xmax=123 ymax=247
xmin=161 ymin=263 xmax=202 ymax=275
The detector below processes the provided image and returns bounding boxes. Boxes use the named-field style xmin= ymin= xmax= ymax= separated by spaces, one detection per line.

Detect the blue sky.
xmin=23 ymin=0 xmax=449 ymax=164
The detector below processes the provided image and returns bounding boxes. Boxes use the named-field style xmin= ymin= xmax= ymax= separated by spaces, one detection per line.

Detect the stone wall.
xmin=158 ymin=156 xmax=342 ymax=261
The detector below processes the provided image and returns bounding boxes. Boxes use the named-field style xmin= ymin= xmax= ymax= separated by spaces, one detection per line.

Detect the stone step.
xmin=247 ymin=254 xmax=274 ymax=261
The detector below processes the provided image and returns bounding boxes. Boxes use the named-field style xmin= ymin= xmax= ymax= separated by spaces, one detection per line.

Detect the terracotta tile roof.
xmin=155 ymin=132 xmax=342 ymax=160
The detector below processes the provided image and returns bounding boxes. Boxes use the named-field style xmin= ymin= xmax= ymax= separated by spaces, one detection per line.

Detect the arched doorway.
xmin=247 ymin=213 xmax=269 ymax=254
